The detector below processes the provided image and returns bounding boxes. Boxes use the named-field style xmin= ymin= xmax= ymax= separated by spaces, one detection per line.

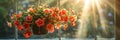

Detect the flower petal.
xmin=46 ymin=23 xmax=54 ymax=33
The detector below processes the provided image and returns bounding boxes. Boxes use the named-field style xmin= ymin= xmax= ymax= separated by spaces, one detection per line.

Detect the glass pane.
xmin=0 ymin=0 xmax=115 ymax=40
xmin=59 ymin=0 xmax=115 ymax=40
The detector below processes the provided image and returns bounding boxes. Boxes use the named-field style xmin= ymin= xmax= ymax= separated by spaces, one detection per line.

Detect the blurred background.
xmin=0 ymin=0 xmax=115 ymax=40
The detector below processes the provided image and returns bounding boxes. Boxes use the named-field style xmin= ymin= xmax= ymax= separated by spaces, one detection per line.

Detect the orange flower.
xmin=51 ymin=12 xmax=56 ymax=17
xmin=28 ymin=7 xmax=35 ymax=13
xmin=26 ymin=14 xmax=32 ymax=22
xmin=23 ymin=22 xmax=30 ymax=30
xmin=63 ymin=16 xmax=68 ymax=22
xmin=71 ymin=22 xmax=76 ymax=26
xmin=16 ymin=13 xmax=22 ymax=18
xmin=46 ymin=23 xmax=54 ymax=33
xmin=50 ymin=7 xmax=60 ymax=12
xmin=69 ymin=15 xmax=77 ymax=22
xmin=23 ymin=30 xmax=32 ymax=38
xmin=49 ymin=9 xmax=53 ymax=13
xmin=7 ymin=21 xmax=12 ymax=28
xmin=59 ymin=9 xmax=67 ymax=16
xmin=55 ymin=7 xmax=60 ymax=12
xmin=55 ymin=24 xmax=61 ymax=29
xmin=11 ymin=15 xmax=14 ymax=19
xmin=56 ymin=16 xmax=61 ymax=21
xmin=50 ymin=7 xmax=55 ymax=11
xmin=63 ymin=24 xmax=68 ymax=30
xmin=11 ymin=13 xmax=15 ymax=19
xmin=35 ymin=18 xmax=44 ymax=27
xmin=17 ymin=25 xmax=23 ymax=31
xmin=14 ymin=20 xmax=20 ymax=26
xmin=44 ymin=8 xmax=50 ymax=14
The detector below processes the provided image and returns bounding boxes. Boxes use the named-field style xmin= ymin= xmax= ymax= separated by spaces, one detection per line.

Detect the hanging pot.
xmin=32 ymin=24 xmax=48 ymax=35
xmin=32 ymin=18 xmax=48 ymax=35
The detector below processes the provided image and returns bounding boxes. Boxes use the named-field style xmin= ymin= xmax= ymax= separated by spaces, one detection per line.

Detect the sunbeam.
xmin=95 ymin=0 xmax=108 ymax=35
xmin=76 ymin=0 xmax=114 ymax=38
xmin=77 ymin=0 xmax=93 ymax=38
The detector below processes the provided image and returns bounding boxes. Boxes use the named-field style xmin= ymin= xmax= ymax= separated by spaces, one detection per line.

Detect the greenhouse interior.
xmin=0 ymin=0 xmax=116 ymax=40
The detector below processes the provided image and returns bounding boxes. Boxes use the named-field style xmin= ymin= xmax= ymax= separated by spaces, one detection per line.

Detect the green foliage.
xmin=0 ymin=6 xmax=6 ymax=17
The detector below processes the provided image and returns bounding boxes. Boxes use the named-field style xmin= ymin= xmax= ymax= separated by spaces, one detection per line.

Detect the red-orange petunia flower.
xmin=63 ymin=24 xmax=68 ymax=30
xmin=55 ymin=7 xmax=60 ymax=12
xmin=35 ymin=18 xmax=44 ymax=27
xmin=46 ymin=23 xmax=54 ymax=33
xmin=26 ymin=14 xmax=32 ymax=22
xmin=7 ymin=21 xmax=12 ymax=28
xmin=14 ymin=20 xmax=20 ymax=26
xmin=49 ymin=9 xmax=53 ymax=13
xmin=17 ymin=25 xmax=23 ymax=31
xmin=51 ymin=12 xmax=56 ymax=18
xmin=16 ymin=13 xmax=22 ymax=18
xmin=63 ymin=16 xmax=69 ymax=22
xmin=69 ymin=15 xmax=77 ymax=22
xmin=23 ymin=30 xmax=32 ymax=38
xmin=50 ymin=7 xmax=60 ymax=13
xmin=59 ymin=12 xmax=63 ymax=17
xmin=11 ymin=13 xmax=15 ymax=19
xmin=44 ymin=8 xmax=50 ymax=14
xmin=28 ymin=7 xmax=35 ymax=13
xmin=55 ymin=24 xmax=61 ymax=29
xmin=59 ymin=9 xmax=67 ymax=16
xmin=23 ymin=22 xmax=30 ymax=30
xmin=56 ymin=16 xmax=61 ymax=21
xmin=71 ymin=22 xmax=76 ymax=26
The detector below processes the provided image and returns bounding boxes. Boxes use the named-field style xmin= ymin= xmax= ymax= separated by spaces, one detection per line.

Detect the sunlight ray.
xmin=77 ymin=0 xmax=92 ymax=38
xmin=95 ymin=0 xmax=108 ymax=35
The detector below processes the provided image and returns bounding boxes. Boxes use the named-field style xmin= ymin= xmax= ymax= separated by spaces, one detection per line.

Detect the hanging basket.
xmin=32 ymin=25 xmax=48 ymax=35
xmin=8 ymin=5 xmax=77 ymax=38
xmin=32 ymin=19 xmax=48 ymax=35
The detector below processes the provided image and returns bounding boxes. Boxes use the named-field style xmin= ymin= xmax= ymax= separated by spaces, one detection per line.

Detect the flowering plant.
xmin=7 ymin=5 xmax=77 ymax=38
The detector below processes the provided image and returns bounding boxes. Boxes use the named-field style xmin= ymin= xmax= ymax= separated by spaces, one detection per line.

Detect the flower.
xmin=7 ymin=21 xmax=12 ymax=28
xmin=17 ymin=25 xmax=23 ymax=31
xmin=69 ymin=15 xmax=77 ymax=22
xmin=71 ymin=22 xmax=76 ymax=26
xmin=69 ymin=15 xmax=77 ymax=26
xmin=16 ymin=13 xmax=22 ymax=18
xmin=59 ymin=9 xmax=67 ymax=16
xmin=23 ymin=22 xmax=30 ymax=30
xmin=28 ymin=7 xmax=35 ymax=13
xmin=26 ymin=14 xmax=32 ymax=22
xmin=51 ymin=12 xmax=56 ymax=18
xmin=63 ymin=24 xmax=68 ymax=30
xmin=56 ymin=16 xmax=61 ymax=21
xmin=44 ymin=8 xmax=50 ymax=14
xmin=35 ymin=18 xmax=44 ymax=27
xmin=11 ymin=13 xmax=15 ymax=19
xmin=14 ymin=20 xmax=20 ymax=26
xmin=46 ymin=23 xmax=54 ymax=33
xmin=62 ymin=16 xmax=69 ymax=22
xmin=55 ymin=24 xmax=61 ymax=29
xmin=23 ymin=30 xmax=32 ymax=38
xmin=50 ymin=7 xmax=60 ymax=13
xmin=9 ymin=5 xmax=78 ymax=38
xmin=55 ymin=7 xmax=60 ymax=12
